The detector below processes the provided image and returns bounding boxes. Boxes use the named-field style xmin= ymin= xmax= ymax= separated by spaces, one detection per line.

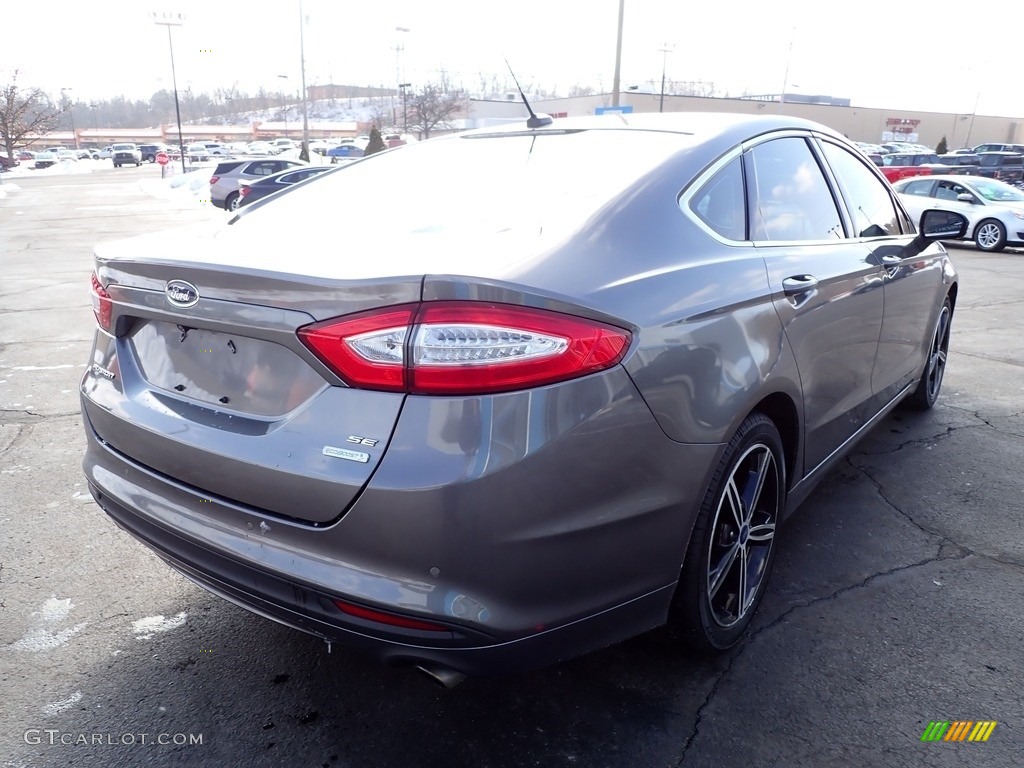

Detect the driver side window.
xmin=821 ymin=141 xmax=908 ymax=237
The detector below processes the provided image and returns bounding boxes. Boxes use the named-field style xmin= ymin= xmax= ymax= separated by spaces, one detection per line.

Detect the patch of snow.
xmin=43 ymin=691 xmax=83 ymax=716
xmin=132 ymin=612 xmax=187 ymax=640
xmin=5 ymin=597 xmax=88 ymax=652
xmin=137 ymin=169 xmax=213 ymax=208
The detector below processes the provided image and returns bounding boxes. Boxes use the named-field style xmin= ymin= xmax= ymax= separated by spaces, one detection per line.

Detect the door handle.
xmin=880 ymin=255 xmax=902 ymax=265
xmin=782 ymin=275 xmax=818 ymax=296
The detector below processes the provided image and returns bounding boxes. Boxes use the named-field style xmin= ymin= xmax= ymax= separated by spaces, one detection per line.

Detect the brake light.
xmin=298 ymin=302 xmax=631 ymax=395
xmin=90 ymin=273 xmax=112 ymax=332
xmin=209 ymin=176 xmax=219 ymax=185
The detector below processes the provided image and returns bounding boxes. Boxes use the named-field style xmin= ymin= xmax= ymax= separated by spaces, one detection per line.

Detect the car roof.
xmin=461 ymin=112 xmax=842 ymax=141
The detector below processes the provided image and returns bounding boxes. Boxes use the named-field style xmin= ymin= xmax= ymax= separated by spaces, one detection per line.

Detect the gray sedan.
xmin=894 ymin=174 xmax=1024 ymax=251
xmin=80 ymin=113 xmax=964 ymax=684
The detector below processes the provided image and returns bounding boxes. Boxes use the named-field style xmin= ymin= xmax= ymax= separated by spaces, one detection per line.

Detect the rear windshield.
xmin=233 ymin=129 xmax=694 ymax=242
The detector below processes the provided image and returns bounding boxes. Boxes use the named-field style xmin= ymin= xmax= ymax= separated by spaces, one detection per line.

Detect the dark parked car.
xmin=937 ymin=153 xmax=980 ymax=175
xmin=0 ymin=155 xmax=18 ymax=172
xmin=138 ymin=144 xmax=171 ymax=163
xmin=975 ymin=151 xmax=1024 ymax=184
xmin=237 ymin=165 xmax=334 ymax=207
xmin=81 ymin=113 xmax=965 ymax=684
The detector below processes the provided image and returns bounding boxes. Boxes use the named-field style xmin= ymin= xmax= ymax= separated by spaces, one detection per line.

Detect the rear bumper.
xmin=81 ymin=365 xmax=721 ymax=676
xmin=89 ymin=476 xmax=675 ymax=676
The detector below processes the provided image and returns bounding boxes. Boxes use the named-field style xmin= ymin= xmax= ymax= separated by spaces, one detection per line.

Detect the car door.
xmin=818 ymin=139 xmax=949 ymax=407
xmin=747 ymin=135 xmax=885 ymax=474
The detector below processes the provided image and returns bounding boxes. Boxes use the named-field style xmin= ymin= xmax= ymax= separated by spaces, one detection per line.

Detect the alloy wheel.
xmin=706 ymin=443 xmax=779 ymax=628
xmin=924 ymin=304 xmax=951 ymax=402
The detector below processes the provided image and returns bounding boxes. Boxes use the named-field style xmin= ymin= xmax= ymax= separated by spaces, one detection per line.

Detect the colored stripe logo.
xmin=921 ymin=721 xmax=997 ymax=742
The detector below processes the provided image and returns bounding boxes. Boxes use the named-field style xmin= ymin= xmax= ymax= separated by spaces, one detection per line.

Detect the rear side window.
xmin=689 ymin=156 xmax=746 ymax=241
xmin=214 ymin=161 xmax=245 ymax=175
xmin=821 ymin=141 xmax=905 ymax=237
xmin=1000 ymin=157 xmax=1022 ymax=167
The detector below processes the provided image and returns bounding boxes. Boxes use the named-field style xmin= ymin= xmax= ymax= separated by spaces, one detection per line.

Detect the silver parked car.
xmin=81 ymin=114 xmax=965 ymax=684
xmin=208 ymin=158 xmax=306 ymax=210
xmin=895 ymin=174 xmax=1024 ymax=251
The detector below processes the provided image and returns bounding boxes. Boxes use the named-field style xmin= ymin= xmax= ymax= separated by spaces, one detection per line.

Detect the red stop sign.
xmin=156 ymin=152 xmax=169 ymax=166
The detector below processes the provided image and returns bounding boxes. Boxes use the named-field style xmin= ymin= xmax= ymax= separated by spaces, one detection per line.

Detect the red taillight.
xmin=209 ymin=176 xmax=219 ymax=185
xmin=298 ymin=302 xmax=631 ymax=395
xmin=90 ymin=273 xmax=112 ymax=332
xmin=331 ymin=598 xmax=449 ymax=632
xmin=239 ymin=186 xmax=251 ymax=197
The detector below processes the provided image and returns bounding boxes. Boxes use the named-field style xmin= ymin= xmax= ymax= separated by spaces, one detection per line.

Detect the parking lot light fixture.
xmin=151 ymin=11 xmax=188 ymax=175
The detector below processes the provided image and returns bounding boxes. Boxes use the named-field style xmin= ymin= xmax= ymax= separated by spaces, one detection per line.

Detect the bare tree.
xmin=0 ymin=71 xmax=63 ymax=157
xmin=367 ymin=100 xmax=395 ymax=132
xmin=407 ymin=84 xmax=467 ymax=139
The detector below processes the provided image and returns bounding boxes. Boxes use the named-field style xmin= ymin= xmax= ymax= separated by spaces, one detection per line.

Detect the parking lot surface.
xmin=1 ymin=167 xmax=1021 ymax=767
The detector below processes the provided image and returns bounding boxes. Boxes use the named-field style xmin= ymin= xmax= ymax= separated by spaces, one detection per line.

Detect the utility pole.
xmin=657 ymin=44 xmax=674 ymax=113
xmin=611 ymin=0 xmax=625 ymax=107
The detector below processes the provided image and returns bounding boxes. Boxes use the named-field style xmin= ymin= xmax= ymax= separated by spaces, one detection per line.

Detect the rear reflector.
xmin=90 ymin=273 xmax=112 ymax=332
xmin=298 ymin=301 xmax=630 ymax=395
xmin=331 ymin=598 xmax=449 ymax=632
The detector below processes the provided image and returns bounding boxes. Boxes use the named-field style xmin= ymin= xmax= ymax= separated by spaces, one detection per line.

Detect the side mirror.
xmin=919 ymin=209 xmax=968 ymax=239
xmin=900 ymin=210 xmax=968 ymax=259
xmin=956 ymin=194 xmax=975 ymax=203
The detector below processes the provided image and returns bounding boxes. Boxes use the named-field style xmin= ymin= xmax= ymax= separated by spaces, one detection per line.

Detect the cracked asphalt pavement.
xmin=1 ymin=168 xmax=1021 ymax=767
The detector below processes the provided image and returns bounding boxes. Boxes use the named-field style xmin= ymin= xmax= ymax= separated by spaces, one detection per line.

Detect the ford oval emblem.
xmin=166 ymin=280 xmax=199 ymax=308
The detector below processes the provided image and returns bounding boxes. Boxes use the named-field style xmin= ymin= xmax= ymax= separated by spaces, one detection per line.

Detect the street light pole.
xmin=398 ymin=83 xmax=412 ymax=135
xmin=151 ymin=11 xmax=188 ymax=175
xmin=277 ymin=75 xmax=289 ymax=137
xmin=299 ymin=0 xmax=310 ymax=161
xmin=61 ymin=88 xmax=77 ymax=149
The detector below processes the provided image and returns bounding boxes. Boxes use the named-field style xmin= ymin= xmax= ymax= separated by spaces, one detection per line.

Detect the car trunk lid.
xmin=86 ymin=230 xmax=422 ymax=524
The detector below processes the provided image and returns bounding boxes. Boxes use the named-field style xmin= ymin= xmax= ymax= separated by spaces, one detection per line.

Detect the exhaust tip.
xmin=414 ymin=663 xmax=466 ymax=689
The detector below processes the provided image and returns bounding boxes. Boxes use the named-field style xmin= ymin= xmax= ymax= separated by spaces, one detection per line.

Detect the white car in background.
xmin=185 ymin=143 xmax=211 ymax=162
xmin=246 ymin=142 xmax=276 ymax=156
xmin=203 ymin=143 xmax=232 ymax=157
xmin=894 ymin=174 xmax=1024 ymax=252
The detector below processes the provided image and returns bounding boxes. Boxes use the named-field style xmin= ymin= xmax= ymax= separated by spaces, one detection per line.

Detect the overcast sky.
xmin=4 ymin=0 xmax=1021 ymax=119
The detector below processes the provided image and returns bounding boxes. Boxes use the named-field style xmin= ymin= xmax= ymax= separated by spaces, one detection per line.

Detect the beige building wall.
xmin=469 ymin=94 xmax=1024 ymax=151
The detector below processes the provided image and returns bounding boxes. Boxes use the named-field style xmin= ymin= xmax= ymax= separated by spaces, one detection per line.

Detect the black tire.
xmin=974 ymin=218 xmax=1006 ymax=252
xmin=147 ymin=155 xmax=156 ymax=163
xmin=669 ymin=413 xmax=785 ymax=652
xmin=226 ymin=192 xmax=240 ymax=211
xmin=907 ymin=297 xmax=952 ymax=410
xmin=114 ymin=163 xmax=120 ymax=168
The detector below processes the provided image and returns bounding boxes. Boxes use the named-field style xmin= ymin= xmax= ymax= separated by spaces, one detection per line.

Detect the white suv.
xmin=112 ymin=144 xmax=142 ymax=167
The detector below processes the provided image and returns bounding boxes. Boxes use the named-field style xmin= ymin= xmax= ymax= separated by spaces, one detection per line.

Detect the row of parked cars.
xmin=853 ymin=140 xmax=1024 ymax=185
xmin=848 ymin=140 xmax=1024 ymax=251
